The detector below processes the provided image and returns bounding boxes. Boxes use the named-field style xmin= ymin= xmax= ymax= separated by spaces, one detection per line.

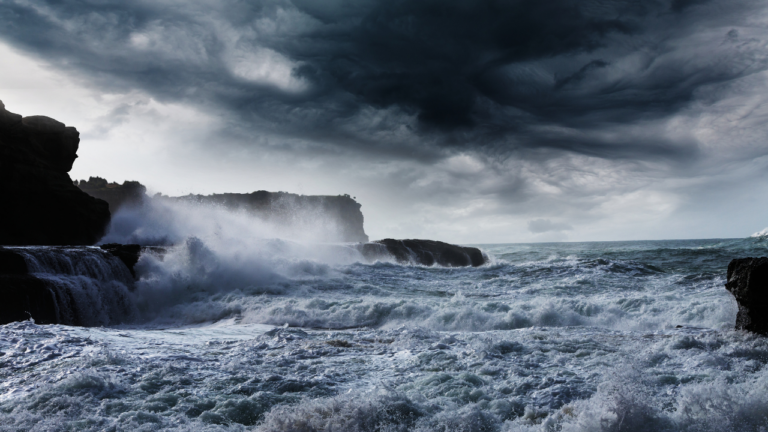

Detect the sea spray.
xmin=2 ymin=210 xmax=766 ymax=431
xmin=100 ymin=195 xmax=359 ymax=246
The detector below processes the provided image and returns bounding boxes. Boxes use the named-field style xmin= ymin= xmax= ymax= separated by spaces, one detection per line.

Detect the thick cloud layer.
xmin=2 ymin=0 xmax=768 ymax=241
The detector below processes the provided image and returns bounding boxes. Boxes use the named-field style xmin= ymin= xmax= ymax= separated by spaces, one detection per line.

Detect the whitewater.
xmin=2 ymin=203 xmax=768 ymax=431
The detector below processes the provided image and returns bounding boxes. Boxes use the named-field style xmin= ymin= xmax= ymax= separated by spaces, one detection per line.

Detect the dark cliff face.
xmin=0 ymin=247 xmax=58 ymax=325
xmin=726 ymin=257 xmax=768 ymax=335
xmin=75 ymin=177 xmax=369 ymax=243
xmin=0 ymin=101 xmax=110 ymax=245
xmin=168 ymin=191 xmax=369 ymax=243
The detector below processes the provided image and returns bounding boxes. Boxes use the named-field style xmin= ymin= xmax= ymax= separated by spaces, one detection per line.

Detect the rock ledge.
xmin=726 ymin=257 xmax=768 ymax=335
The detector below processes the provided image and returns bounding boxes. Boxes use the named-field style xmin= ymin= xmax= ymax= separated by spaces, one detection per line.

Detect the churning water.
xmin=2 ymin=229 xmax=768 ymax=431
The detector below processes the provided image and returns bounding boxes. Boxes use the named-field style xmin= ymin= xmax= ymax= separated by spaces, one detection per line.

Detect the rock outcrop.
xmin=0 ymin=247 xmax=59 ymax=325
xmin=0 ymin=244 xmax=143 ymax=326
xmin=100 ymin=243 xmax=143 ymax=277
xmin=726 ymin=257 xmax=768 ymax=335
xmin=76 ymin=177 xmax=147 ymax=213
xmin=171 ymin=191 xmax=368 ymax=243
xmin=75 ymin=175 xmax=370 ymax=244
xmin=360 ymin=239 xmax=487 ymax=267
xmin=0 ymin=101 xmax=110 ymax=245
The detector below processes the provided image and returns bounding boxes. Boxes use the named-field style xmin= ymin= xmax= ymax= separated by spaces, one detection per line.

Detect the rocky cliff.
xmin=76 ymin=179 xmax=369 ymax=243
xmin=726 ymin=257 xmax=768 ymax=335
xmin=0 ymin=101 xmax=110 ymax=245
xmin=172 ymin=191 xmax=368 ymax=243
xmin=76 ymin=176 xmax=146 ymax=213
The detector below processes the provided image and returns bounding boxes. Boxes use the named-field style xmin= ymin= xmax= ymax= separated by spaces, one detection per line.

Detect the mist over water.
xmin=2 ymin=204 xmax=768 ymax=431
xmin=101 ymin=197 xmax=357 ymax=246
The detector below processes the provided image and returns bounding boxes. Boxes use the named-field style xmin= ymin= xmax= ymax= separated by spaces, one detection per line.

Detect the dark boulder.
xmin=0 ymin=247 xmax=58 ymax=324
xmin=0 ymin=247 xmax=28 ymax=274
xmin=100 ymin=243 xmax=142 ymax=277
xmin=0 ymin=100 xmax=110 ymax=245
xmin=725 ymin=257 xmax=768 ymax=335
xmin=0 ymin=275 xmax=59 ymax=325
xmin=363 ymin=239 xmax=487 ymax=267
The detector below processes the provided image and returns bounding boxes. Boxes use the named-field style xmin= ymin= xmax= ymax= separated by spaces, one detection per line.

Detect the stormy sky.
xmin=3 ymin=0 xmax=768 ymax=243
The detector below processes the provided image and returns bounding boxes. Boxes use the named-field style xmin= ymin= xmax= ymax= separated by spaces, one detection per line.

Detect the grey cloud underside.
xmin=528 ymin=219 xmax=574 ymax=234
xmin=0 ymin=0 xmax=765 ymax=163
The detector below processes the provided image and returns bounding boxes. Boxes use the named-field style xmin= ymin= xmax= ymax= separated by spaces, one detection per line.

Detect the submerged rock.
xmin=725 ymin=257 xmax=768 ymax=335
xmin=0 ymin=100 xmax=110 ymax=245
xmin=361 ymin=239 xmax=487 ymax=267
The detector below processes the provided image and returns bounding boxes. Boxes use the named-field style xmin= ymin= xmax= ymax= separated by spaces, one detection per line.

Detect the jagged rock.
xmin=726 ymin=257 xmax=768 ymax=335
xmin=75 ymin=175 xmax=369 ymax=244
xmin=77 ymin=177 xmax=147 ymax=213
xmin=0 ymin=100 xmax=110 ymax=245
xmin=363 ymin=239 xmax=487 ymax=267
xmin=100 ymin=243 xmax=142 ymax=277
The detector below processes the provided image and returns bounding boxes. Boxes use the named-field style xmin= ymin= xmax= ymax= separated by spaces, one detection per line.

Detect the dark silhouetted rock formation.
xmin=0 ymin=245 xmax=141 ymax=326
xmin=0 ymin=275 xmax=59 ymax=325
xmin=100 ymin=243 xmax=143 ymax=277
xmin=361 ymin=239 xmax=487 ymax=267
xmin=0 ymin=247 xmax=28 ymax=275
xmin=0 ymin=101 xmax=110 ymax=245
xmin=76 ymin=177 xmax=147 ymax=213
xmin=169 ymin=191 xmax=369 ymax=243
xmin=76 ymin=175 xmax=369 ymax=243
xmin=0 ymin=247 xmax=58 ymax=324
xmin=726 ymin=257 xmax=768 ymax=335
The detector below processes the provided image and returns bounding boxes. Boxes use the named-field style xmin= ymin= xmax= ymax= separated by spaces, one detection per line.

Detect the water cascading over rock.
xmin=0 ymin=246 xmax=138 ymax=326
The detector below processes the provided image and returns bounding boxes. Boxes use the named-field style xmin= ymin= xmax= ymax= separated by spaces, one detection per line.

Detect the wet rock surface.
xmin=100 ymin=243 xmax=142 ymax=277
xmin=0 ymin=245 xmax=138 ymax=326
xmin=726 ymin=257 xmax=768 ymax=335
xmin=0 ymin=247 xmax=28 ymax=275
xmin=0 ymin=275 xmax=58 ymax=325
xmin=0 ymin=100 xmax=110 ymax=245
xmin=363 ymin=239 xmax=487 ymax=267
xmin=0 ymin=247 xmax=57 ymax=325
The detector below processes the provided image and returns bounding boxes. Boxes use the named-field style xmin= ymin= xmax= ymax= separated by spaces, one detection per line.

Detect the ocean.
xmin=2 ymin=234 xmax=768 ymax=431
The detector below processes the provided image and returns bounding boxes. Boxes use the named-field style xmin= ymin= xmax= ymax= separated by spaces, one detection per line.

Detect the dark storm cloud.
xmin=0 ymin=0 xmax=765 ymax=162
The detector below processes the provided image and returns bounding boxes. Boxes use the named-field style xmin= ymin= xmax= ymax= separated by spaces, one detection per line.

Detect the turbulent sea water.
xmin=3 ymin=234 xmax=768 ymax=431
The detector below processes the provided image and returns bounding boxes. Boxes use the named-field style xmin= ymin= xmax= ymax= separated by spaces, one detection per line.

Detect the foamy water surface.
xmin=2 ymin=234 xmax=768 ymax=431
